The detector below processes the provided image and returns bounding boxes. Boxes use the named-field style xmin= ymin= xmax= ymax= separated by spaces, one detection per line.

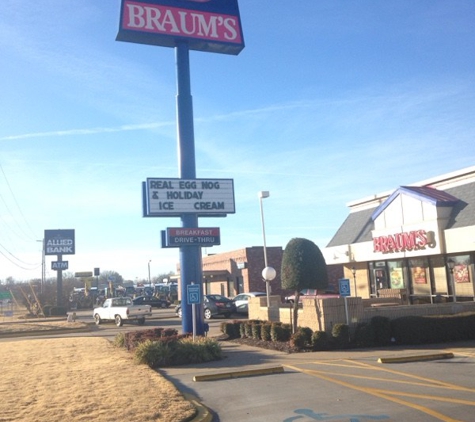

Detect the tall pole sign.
xmin=117 ymin=0 xmax=244 ymax=335
xmin=44 ymin=229 xmax=75 ymax=306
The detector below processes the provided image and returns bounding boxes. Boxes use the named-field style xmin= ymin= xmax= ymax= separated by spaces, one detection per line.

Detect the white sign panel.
xmin=144 ymin=178 xmax=235 ymax=216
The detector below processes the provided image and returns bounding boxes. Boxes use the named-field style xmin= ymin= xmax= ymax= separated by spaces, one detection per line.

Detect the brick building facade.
xmin=175 ymin=245 xmax=342 ymax=300
xmin=200 ymin=246 xmax=284 ymax=298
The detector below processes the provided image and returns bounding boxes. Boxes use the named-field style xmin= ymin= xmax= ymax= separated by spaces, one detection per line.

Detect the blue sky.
xmin=1 ymin=0 xmax=474 ymax=282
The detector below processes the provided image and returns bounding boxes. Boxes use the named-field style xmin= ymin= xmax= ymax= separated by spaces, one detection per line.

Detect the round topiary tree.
xmin=281 ymin=238 xmax=328 ymax=333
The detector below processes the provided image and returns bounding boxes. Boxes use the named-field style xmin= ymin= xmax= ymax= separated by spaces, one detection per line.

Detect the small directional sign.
xmin=187 ymin=284 xmax=201 ymax=305
xmin=75 ymin=271 xmax=93 ymax=278
xmin=162 ymin=227 xmax=221 ymax=248
xmin=52 ymin=261 xmax=68 ymax=271
xmin=339 ymin=278 xmax=351 ymax=297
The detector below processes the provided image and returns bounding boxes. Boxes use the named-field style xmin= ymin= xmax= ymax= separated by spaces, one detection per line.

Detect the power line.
xmin=0 ymin=242 xmax=40 ymax=271
xmin=0 ymin=161 xmax=39 ymax=241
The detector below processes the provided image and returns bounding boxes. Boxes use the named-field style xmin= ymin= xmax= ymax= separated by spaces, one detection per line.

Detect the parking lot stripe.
xmin=284 ymin=364 xmax=464 ymax=422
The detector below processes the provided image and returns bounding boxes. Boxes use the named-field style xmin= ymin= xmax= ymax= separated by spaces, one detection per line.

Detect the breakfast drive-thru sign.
xmin=116 ymin=0 xmax=245 ymax=55
xmin=163 ymin=227 xmax=221 ymax=247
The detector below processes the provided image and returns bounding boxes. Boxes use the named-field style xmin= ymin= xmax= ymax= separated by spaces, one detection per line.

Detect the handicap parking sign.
xmin=187 ymin=284 xmax=201 ymax=305
xmin=338 ymin=278 xmax=351 ymax=297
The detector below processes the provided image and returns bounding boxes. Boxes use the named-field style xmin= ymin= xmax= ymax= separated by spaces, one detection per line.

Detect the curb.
xmin=378 ymin=352 xmax=454 ymax=364
xmin=193 ymin=365 xmax=284 ymax=382
xmin=0 ymin=325 xmax=92 ymax=339
xmin=183 ymin=393 xmax=213 ymax=422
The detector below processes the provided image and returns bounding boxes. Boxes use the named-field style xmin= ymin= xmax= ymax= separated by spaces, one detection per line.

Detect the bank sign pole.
xmin=44 ymin=229 xmax=75 ymax=306
xmin=117 ymin=0 xmax=244 ymax=335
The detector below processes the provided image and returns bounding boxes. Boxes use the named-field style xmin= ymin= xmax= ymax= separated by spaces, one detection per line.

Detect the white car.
xmin=232 ymin=292 xmax=266 ymax=314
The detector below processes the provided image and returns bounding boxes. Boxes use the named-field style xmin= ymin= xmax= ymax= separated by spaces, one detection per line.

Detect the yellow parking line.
xmin=346 ymin=359 xmax=475 ymax=393
xmin=290 ymin=367 xmax=466 ymax=391
xmin=284 ymin=364 xmax=465 ymax=422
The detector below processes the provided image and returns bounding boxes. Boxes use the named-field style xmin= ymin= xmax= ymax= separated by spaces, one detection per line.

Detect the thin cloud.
xmin=0 ymin=121 xmax=175 ymax=142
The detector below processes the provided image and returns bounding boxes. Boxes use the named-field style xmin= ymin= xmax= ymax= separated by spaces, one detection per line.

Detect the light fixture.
xmin=351 ymin=266 xmax=357 ymax=297
xmin=447 ymin=258 xmax=456 ymax=302
xmin=258 ymin=191 xmax=274 ymax=307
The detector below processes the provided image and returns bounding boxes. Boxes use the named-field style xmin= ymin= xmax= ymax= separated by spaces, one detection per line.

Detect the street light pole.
xmin=148 ymin=260 xmax=152 ymax=287
xmin=447 ymin=258 xmax=456 ymax=303
xmin=351 ymin=266 xmax=357 ymax=297
xmin=37 ymin=239 xmax=45 ymax=294
xmin=258 ymin=191 xmax=275 ymax=307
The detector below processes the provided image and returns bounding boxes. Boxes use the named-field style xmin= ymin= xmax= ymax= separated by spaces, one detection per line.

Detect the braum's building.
xmin=324 ymin=166 xmax=475 ymax=304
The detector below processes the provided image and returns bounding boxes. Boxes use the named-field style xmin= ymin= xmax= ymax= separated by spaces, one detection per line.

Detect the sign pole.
xmin=176 ymin=41 xmax=204 ymax=335
xmin=57 ymin=254 xmax=63 ymax=306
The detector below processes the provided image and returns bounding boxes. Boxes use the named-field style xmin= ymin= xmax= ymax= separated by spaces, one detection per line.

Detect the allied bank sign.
xmin=116 ymin=0 xmax=245 ymax=55
xmin=44 ymin=229 xmax=75 ymax=256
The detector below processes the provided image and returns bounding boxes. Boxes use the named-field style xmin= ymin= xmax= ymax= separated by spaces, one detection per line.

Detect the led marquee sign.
xmin=117 ymin=0 xmax=245 ymax=55
xmin=143 ymin=178 xmax=235 ymax=216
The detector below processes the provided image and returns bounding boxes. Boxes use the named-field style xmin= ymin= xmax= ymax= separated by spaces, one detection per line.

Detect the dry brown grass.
xmin=0 ymin=335 xmax=196 ymax=422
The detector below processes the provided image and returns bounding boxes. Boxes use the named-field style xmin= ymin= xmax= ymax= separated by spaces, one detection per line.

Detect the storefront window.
xmin=429 ymin=256 xmax=447 ymax=296
xmin=409 ymin=258 xmax=431 ymax=296
xmin=387 ymin=260 xmax=405 ymax=289
xmin=450 ymin=255 xmax=474 ymax=298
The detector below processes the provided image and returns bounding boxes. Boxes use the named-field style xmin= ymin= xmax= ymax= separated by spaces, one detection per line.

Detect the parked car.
xmin=232 ymin=292 xmax=266 ymax=314
xmin=175 ymin=294 xmax=236 ymax=319
xmin=284 ymin=289 xmax=340 ymax=304
xmin=132 ymin=295 xmax=171 ymax=308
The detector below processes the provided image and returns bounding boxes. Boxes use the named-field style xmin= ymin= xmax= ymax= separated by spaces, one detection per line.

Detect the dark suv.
xmin=175 ymin=294 xmax=235 ymax=319
xmin=132 ymin=295 xmax=171 ymax=308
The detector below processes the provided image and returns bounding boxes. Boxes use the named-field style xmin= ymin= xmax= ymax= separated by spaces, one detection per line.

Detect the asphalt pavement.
xmin=161 ymin=339 xmax=475 ymax=422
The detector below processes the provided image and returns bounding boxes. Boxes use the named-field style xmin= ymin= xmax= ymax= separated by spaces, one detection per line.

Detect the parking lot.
xmin=45 ymin=309 xmax=475 ymax=421
xmin=162 ymin=341 xmax=475 ymax=422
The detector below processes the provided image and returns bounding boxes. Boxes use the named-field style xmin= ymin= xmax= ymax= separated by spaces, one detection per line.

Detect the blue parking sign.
xmin=187 ymin=284 xmax=201 ymax=305
xmin=339 ymin=278 xmax=351 ymax=297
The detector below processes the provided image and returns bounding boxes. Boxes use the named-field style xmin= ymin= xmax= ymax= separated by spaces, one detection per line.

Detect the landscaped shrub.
xmin=332 ymin=323 xmax=350 ymax=348
xmin=311 ymin=331 xmax=329 ymax=351
xmin=391 ymin=313 xmax=475 ymax=345
xmin=133 ymin=336 xmax=222 ymax=368
xmin=370 ymin=316 xmax=391 ymax=346
xmin=238 ymin=320 xmax=259 ymax=338
xmin=270 ymin=322 xmax=291 ymax=342
xmin=134 ymin=339 xmax=174 ymax=367
xmin=113 ymin=332 xmax=126 ymax=348
xmin=251 ymin=322 xmax=262 ymax=339
xmin=354 ymin=322 xmax=375 ymax=348
xmin=296 ymin=326 xmax=313 ymax=346
xmin=239 ymin=321 xmax=247 ymax=338
xmin=121 ymin=328 xmax=181 ymax=351
xmin=290 ymin=331 xmax=307 ymax=350
xmin=244 ymin=321 xmax=253 ymax=338
xmin=221 ymin=321 xmax=241 ymax=338
xmin=261 ymin=323 xmax=272 ymax=341
xmin=391 ymin=315 xmax=427 ymax=345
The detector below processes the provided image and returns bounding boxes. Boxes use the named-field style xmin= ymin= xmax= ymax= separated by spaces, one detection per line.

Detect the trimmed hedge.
xmin=312 ymin=330 xmax=330 ymax=351
xmin=332 ymin=323 xmax=349 ymax=348
xmin=114 ymin=328 xmax=222 ymax=368
xmin=391 ymin=313 xmax=475 ymax=345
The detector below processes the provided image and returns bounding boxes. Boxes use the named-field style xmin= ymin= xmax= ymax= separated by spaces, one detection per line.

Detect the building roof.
xmin=371 ymin=186 xmax=459 ymax=220
xmin=326 ymin=181 xmax=475 ymax=247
